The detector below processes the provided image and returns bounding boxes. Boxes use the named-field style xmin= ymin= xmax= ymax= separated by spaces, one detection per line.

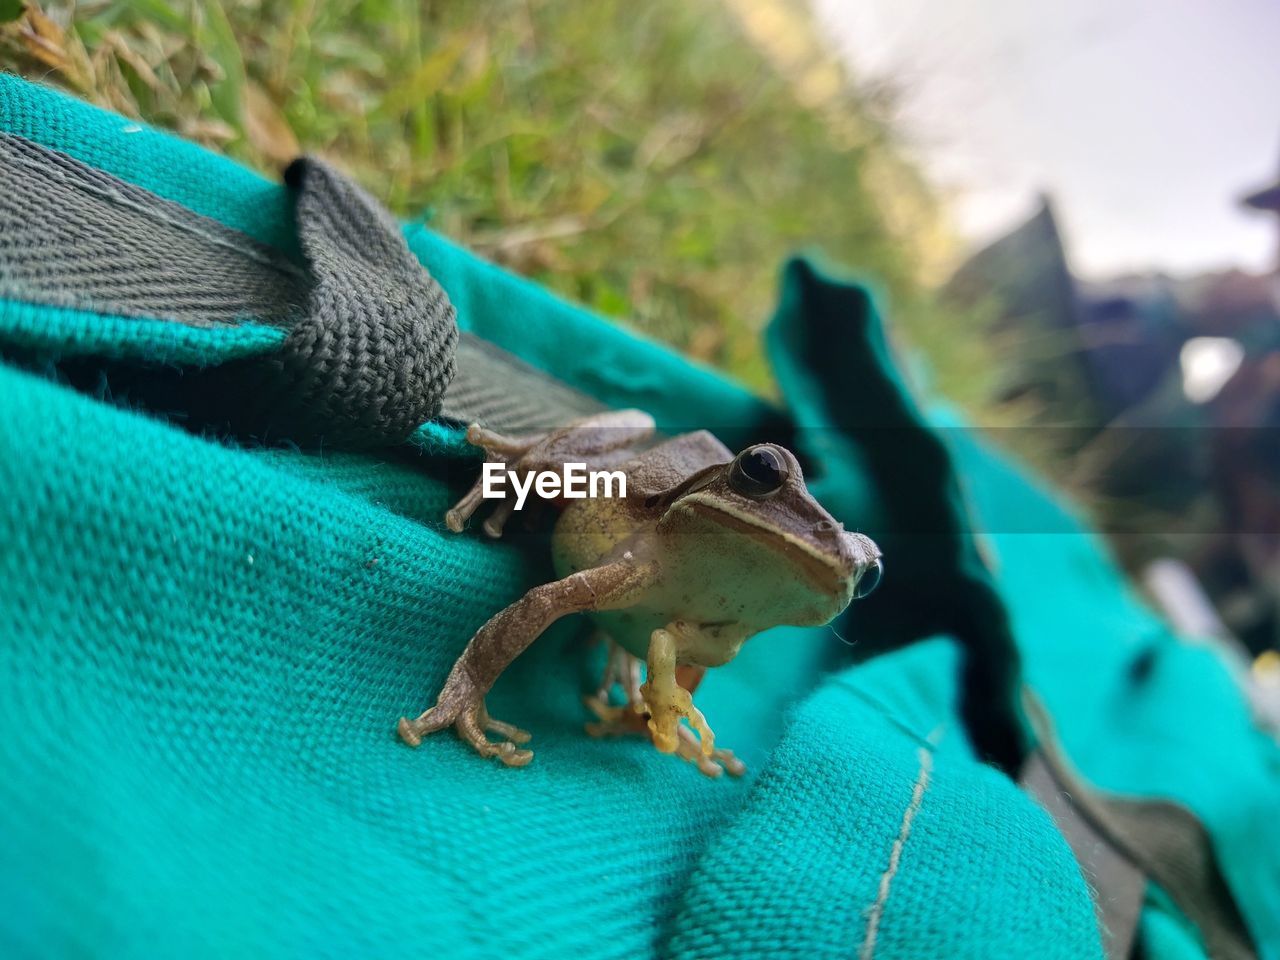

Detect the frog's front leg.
xmin=641 ymin=621 xmax=719 ymax=755
xmin=583 ymin=641 xmax=745 ymax=777
xmin=445 ymin=409 xmax=655 ymax=536
xmin=398 ymin=558 xmax=654 ymax=765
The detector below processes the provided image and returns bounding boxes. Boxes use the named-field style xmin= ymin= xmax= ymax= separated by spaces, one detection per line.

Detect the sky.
xmin=812 ymin=0 xmax=1280 ymax=280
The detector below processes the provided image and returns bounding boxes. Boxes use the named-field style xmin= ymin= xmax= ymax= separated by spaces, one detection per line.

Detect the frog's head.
xmin=656 ymin=443 xmax=882 ymax=628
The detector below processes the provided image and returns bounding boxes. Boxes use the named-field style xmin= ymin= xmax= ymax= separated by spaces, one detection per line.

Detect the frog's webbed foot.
xmin=398 ymin=667 xmax=534 ymax=766
xmin=444 ymin=410 xmax=656 ymax=538
xmin=584 ymin=633 xmax=746 ymax=776
xmin=583 ymin=690 xmax=742 ymax=777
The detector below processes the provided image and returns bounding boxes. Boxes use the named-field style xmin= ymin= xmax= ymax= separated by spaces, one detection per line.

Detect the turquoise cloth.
xmin=946 ymin=416 xmax=1280 ymax=957
xmin=0 ymin=74 xmax=1275 ymax=959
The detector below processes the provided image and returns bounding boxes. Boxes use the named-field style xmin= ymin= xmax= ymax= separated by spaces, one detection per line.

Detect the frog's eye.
xmin=728 ymin=445 xmax=789 ymax=499
xmin=854 ymin=557 xmax=884 ymax=599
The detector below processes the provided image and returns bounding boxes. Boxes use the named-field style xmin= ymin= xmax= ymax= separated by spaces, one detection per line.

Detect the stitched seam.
xmin=860 ymin=746 xmax=934 ymax=960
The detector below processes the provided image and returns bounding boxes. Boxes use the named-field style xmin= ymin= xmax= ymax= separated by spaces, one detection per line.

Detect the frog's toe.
xmin=445 ymin=480 xmax=517 ymax=538
xmin=465 ymin=423 xmax=542 ymax=459
xmin=456 ymin=705 xmax=535 ymax=766
xmin=675 ymin=726 xmax=745 ymax=778
xmin=482 ymin=711 xmax=532 ymax=745
xmin=583 ymin=693 xmax=649 ymax=738
xmin=397 ymin=716 xmax=425 ymax=747
xmin=481 ymin=498 xmax=516 ymax=539
xmin=444 ymin=480 xmax=487 ymax=533
xmin=397 ymin=703 xmax=457 ymax=746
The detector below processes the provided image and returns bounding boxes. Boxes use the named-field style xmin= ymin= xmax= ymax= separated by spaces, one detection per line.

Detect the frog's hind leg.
xmin=444 ymin=425 xmax=543 ymax=533
xmin=597 ymin=638 xmax=643 ymax=704
xmin=445 ymin=410 xmax=656 ymax=536
xmin=583 ymin=639 xmax=648 ymax=737
xmin=641 ymin=624 xmax=714 ymax=755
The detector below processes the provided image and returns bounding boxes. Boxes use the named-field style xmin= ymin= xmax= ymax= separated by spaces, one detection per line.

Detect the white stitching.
xmin=860 ymin=746 xmax=934 ymax=960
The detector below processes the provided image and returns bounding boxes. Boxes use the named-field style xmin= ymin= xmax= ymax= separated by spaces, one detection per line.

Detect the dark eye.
xmin=728 ymin=445 xmax=789 ymax=498
xmin=854 ymin=557 xmax=883 ymax=599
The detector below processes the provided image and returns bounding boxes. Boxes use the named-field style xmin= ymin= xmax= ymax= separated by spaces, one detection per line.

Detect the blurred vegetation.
xmin=0 ymin=0 xmax=1004 ymax=411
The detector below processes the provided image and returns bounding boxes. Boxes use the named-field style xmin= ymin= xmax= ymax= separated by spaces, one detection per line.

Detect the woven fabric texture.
xmin=0 ymin=132 xmax=307 ymax=327
xmin=668 ymin=641 xmax=1100 ymax=960
xmin=2 ymin=74 xmax=1277 ymax=960
xmin=0 ymin=116 xmax=459 ymax=448
xmin=267 ymin=158 xmax=458 ymax=445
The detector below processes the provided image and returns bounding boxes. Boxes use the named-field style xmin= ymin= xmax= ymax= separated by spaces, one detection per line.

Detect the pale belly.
xmin=551 ymin=499 xmax=750 ymax=664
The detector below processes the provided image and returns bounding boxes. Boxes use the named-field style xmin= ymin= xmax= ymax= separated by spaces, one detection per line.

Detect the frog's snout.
xmin=842 ymin=531 xmax=883 ymax=599
xmin=809 ymin=520 xmax=883 ymax=601
xmin=818 ymin=525 xmax=880 ymax=601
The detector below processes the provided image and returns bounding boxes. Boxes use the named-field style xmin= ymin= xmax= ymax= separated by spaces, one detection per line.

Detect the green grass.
xmin=1 ymin=0 xmax=1001 ymax=409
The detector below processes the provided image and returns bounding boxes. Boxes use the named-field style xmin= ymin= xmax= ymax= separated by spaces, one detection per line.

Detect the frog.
xmin=397 ymin=408 xmax=883 ymax=777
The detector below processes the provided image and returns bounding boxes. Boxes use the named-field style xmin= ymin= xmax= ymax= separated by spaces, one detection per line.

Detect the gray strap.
xmin=271 ymin=157 xmax=457 ymax=445
xmin=441 ymin=335 xmax=606 ymax=433
xmin=1021 ymin=750 xmax=1146 ymax=959
xmin=0 ymin=131 xmax=608 ymax=443
xmin=0 ymin=132 xmax=307 ymax=326
xmin=1022 ymin=689 xmax=1257 ymax=960
xmin=0 ymin=133 xmax=457 ymax=447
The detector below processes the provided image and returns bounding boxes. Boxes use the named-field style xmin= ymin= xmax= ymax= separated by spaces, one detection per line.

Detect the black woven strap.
xmin=269 ymin=157 xmax=458 ymax=445
xmin=0 ymin=133 xmax=459 ymax=447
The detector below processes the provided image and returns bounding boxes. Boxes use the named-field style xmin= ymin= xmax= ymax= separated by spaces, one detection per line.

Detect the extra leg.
xmin=398 ymin=559 xmax=655 ymax=765
xmin=445 ymin=409 xmax=656 ymax=536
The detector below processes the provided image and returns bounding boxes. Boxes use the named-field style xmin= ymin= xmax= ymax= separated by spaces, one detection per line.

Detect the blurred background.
xmin=2 ymin=0 xmax=1278 ymax=657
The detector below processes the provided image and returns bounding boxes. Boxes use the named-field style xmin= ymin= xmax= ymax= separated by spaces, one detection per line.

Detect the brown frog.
xmin=398 ymin=410 xmax=882 ymax=777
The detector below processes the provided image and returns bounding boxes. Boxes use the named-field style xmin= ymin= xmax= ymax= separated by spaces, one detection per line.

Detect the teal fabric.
xmin=0 ymin=322 xmax=1097 ymax=960
xmin=1143 ymin=888 xmax=1210 ymax=960
xmin=943 ymin=413 xmax=1280 ymax=958
xmin=669 ymin=640 xmax=1098 ymax=959
xmin=0 ymin=73 xmax=1273 ymax=960
xmin=0 ymin=297 xmax=284 ymax=366
xmin=765 ymin=257 xmax=1026 ymax=770
xmin=0 ymin=357 xmax=822 ymax=957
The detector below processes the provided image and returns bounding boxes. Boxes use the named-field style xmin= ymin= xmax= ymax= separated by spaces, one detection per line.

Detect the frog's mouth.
xmin=678 ymin=494 xmax=856 ymax=603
